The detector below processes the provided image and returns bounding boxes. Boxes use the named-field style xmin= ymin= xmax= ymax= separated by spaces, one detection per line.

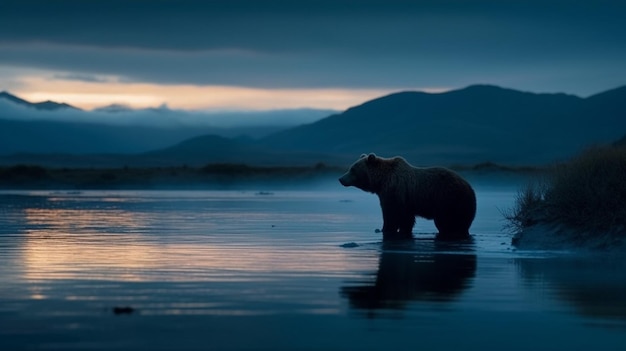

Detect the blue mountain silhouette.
xmin=0 ymin=91 xmax=79 ymax=111
xmin=1 ymin=85 xmax=625 ymax=167
xmin=258 ymin=84 xmax=626 ymax=165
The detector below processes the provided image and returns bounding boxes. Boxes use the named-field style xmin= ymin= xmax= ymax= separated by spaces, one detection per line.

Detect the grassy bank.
xmin=506 ymin=145 xmax=626 ymax=249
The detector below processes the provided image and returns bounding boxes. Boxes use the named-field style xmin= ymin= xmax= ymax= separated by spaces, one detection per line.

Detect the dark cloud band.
xmin=0 ymin=0 xmax=624 ymax=94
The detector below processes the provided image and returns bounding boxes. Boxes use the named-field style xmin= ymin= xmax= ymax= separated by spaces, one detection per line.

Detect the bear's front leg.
xmin=381 ymin=206 xmax=400 ymax=234
xmin=380 ymin=207 xmax=415 ymax=241
xmin=398 ymin=214 xmax=416 ymax=236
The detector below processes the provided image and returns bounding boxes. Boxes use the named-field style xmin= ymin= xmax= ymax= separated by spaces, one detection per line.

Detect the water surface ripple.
xmin=1 ymin=189 xmax=625 ymax=350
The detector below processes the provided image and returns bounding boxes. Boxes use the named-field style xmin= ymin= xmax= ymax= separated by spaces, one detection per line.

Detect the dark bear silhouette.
xmin=339 ymin=153 xmax=477 ymax=240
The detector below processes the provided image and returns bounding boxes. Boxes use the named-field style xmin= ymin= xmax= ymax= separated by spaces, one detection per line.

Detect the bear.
xmin=339 ymin=153 xmax=476 ymax=240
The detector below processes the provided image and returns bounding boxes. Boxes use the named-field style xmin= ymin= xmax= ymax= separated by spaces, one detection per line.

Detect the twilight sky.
xmin=0 ymin=0 xmax=625 ymax=111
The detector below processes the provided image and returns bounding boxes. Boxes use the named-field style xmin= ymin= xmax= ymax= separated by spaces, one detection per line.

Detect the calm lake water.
xmin=1 ymin=184 xmax=625 ymax=350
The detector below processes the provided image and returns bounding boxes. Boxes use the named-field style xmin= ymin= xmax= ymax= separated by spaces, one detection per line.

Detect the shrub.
xmin=508 ymin=145 xmax=626 ymax=241
xmin=547 ymin=146 xmax=626 ymax=232
xmin=503 ymin=179 xmax=547 ymax=232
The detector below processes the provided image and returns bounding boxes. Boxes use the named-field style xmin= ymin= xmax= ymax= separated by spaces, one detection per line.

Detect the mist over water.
xmin=1 ymin=186 xmax=625 ymax=350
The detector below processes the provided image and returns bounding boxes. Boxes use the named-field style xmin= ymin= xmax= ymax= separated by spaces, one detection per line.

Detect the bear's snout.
xmin=338 ymin=174 xmax=351 ymax=187
xmin=338 ymin=177 xmax=347 ymax=186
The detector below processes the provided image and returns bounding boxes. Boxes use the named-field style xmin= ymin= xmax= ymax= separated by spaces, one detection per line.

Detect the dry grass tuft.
xmin=507 ymin=145 xmax=626 ymax=243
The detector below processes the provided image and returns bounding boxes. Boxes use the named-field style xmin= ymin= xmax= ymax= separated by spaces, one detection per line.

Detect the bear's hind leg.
xmin=434 ymin=217 xmax=471 ymax=241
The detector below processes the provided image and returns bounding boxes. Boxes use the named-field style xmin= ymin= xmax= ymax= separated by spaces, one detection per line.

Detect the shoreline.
xmin=0 ymin=164 xmax=343 ymax=190
xmin=0 ymin=162 xmax=540 ymax=190
xmin=512 ymin=222 xmax=626 ymax=252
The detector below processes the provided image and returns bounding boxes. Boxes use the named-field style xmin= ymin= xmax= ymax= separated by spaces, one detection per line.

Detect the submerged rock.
xmin=112 ymin=306 xmax=135 ymax=315
xmin=340 ymin=242 xmax=359 ymax=248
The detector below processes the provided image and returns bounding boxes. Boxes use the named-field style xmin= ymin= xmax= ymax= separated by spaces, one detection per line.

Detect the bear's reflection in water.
xmin=342 ymin=239 xmax=476 ymax=313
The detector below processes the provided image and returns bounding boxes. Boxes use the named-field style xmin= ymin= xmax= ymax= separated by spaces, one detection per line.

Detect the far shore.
xmin=0 ymin=162 xmax=541 ymax=190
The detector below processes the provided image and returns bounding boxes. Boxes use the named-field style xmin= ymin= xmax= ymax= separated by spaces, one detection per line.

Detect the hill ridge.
xmin=2 ymin=84 xmax=625 ymax=167
xmin=0 ymin=90 xmax=80 ymax=111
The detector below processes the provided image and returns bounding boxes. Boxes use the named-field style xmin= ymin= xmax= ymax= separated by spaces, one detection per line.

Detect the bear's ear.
xmin=367 ymin=153 xmax=376 ymax=162
xmin=360 ymin=154 xmax=367 ymax=159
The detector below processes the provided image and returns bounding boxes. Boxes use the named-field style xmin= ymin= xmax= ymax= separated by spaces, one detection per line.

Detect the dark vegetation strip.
xmin=0 ymin=163 xmax=344 ymax=189
xmin=0 ymin=161 xmax=540 ymax=190
xmin=505 ymin=145 xmax=626 ymax=245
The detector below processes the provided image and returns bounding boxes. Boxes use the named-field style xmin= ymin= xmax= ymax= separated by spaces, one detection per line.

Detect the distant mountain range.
xmin=0 ymin=91 xmax=331 ymax=156
xmin=1 ymin=85 xmax=625 ymax=167
xmin=259 ymin=84 xmax=626 ymax=165
xmin=0 ymin=91 xmax=79 ymax=111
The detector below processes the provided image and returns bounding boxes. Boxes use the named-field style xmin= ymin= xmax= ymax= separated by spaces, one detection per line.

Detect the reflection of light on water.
xmin=5 ymin=190 xmax=379 ymax=318
xmin=28 ymin=286 xmax=47 ymax=300
xmin=20 ymin=206 xmax=374 ymax=284
xmin=22 ymin=207 xmax=156 ymax=282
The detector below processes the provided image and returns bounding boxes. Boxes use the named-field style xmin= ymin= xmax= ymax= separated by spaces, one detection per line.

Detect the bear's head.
xmin=339 ymin=153 xmax=379 ymax=193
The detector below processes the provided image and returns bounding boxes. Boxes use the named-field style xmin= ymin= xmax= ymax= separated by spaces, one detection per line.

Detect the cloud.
xmin=52 ymin=73 xmax=114 ymax=83
xmin=8 ymin=72 xmax=402 ymax=111
xmin=2 ymin=1 xmax=624 ymax=56
xmin=0 ymin=0 xmax=625 ymax=96
xmin=2 ymin=42 xmax=624 ymax=97
xmin=0 ymin=97 xmax=336 ymax=128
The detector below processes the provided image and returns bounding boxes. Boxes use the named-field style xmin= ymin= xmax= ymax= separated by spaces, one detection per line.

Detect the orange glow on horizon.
xmin=12 ymin=72 xmax=450 ymax=111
